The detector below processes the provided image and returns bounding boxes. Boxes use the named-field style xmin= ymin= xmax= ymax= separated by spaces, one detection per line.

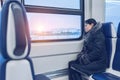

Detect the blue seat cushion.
xmin=92 ymin=73 xmax=120 ymax=80
xmin=113 ymin=38 xmax=120 ymax=71
xmin=105 ymin=38 xmax=112 ymax=68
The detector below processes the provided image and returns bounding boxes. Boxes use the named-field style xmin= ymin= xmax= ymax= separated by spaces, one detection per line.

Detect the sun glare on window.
xmin=27 ymin=13 xmax=81 ymax=41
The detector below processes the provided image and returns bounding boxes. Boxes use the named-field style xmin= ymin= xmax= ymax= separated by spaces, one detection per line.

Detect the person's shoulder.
xmin=96 ymin=28 xmax=103 ymax=34
xmin=95 ymin=27 xmax=104 ymax=34
xmin=91 ymin=28 xmax=102 ymax=37
xmin=95 ymin=31 xmax=105 ymax=42
xmin=91 ymin=22 xmax=102 ymax=33
xmin=92 ymin=27 xmax=104 ymax=38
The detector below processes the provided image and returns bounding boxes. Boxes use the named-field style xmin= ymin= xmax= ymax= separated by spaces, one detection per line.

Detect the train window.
xmin=27 ymin=13 xmax=81 ymax=41
xmin=23 ymin=0 xmax=84 ymax=42
xmin=105 ymin=0 xmax=120 ymax=30
xmin=24 ymin=0 xmax=80 ymax=9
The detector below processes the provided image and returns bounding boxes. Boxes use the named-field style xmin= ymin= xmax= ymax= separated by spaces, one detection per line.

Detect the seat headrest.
xmin=102 ymin=22 xmax=117 ymax=38
xmin=117 ymin=22 xmax=120 ymax=38
xmin=0 ymin=1 xmax=31 ymax=59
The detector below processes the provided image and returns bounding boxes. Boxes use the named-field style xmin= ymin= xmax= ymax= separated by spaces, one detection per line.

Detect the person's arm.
xmin=78 ymin=31 xmax=105 ymax=65
xmin=87 ymin=31 xmax=105 ymax=62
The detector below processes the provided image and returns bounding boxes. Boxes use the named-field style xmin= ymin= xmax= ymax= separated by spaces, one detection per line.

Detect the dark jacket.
xmin=76 ymin=23 xmax=108 ymax=75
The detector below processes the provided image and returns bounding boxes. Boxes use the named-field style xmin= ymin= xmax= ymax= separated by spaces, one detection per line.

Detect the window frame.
xmin=23 ymin=0 xmax=81 ymax=10
xmin=1 ymin=0 xmax=84 ymax=42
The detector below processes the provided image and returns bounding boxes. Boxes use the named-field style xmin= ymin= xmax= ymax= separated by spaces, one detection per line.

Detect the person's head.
xmin=85 ymin=18 xmax=97 ymax=32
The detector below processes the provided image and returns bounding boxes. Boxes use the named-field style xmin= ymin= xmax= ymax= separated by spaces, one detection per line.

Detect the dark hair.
xmin=85 ymin=18 xmax=97 ymax=26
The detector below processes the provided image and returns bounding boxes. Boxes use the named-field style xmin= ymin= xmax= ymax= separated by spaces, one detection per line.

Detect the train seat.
xmin=0 ymin=0 xmax=34 ymax=80
xmin=91 ymin=22 xmax=119 ymax=80
xmin=112 ymin=22 xmax=120 ymax=72
xmin=102 ymin=22 xmax=117 ymax=68
xmin=0 ymin=0 xmax=50 ymax=80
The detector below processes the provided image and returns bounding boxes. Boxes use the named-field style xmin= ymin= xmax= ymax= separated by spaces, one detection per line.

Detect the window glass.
xmin=27 ymin=13 xmax=81 ymax=41
xmin=105 ymin=0 xmax=120 ymax=30
xmin=24 ymin=0 xmax=80 ymax=9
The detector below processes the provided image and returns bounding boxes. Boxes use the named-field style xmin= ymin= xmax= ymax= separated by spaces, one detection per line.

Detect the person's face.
xmin=85 ymin=23 xmax=94 ymax=32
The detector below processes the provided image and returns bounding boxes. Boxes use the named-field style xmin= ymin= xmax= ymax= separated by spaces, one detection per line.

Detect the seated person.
xmin=68 ymin=18 xmax=108 ymax=80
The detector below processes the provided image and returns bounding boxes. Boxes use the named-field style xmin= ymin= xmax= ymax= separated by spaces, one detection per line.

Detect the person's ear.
xmin=91 ymin=23 xmax=94 ymax=27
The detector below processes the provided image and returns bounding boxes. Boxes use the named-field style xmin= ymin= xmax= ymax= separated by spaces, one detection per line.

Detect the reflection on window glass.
xmin=24 ymin=0 xmax=80 ymax=9
xmin=105 ymin=0 xmax=120 ymax=30
xmin=27 ymin=13 xmax=81 ymax=41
